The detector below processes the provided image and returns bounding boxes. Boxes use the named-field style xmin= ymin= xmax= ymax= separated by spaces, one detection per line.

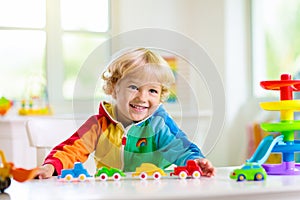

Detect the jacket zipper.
xmin=120 ymin=124 xmax=133 ymax=171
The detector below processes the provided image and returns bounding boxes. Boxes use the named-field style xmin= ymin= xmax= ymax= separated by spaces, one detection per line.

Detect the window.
xmin=0 ymin=0 xmax=46 ymax=100
xmin=60 ymin=0 xmax=110 ymax=100
xmin=252 ymin=0 xmax=300 ymax=97
xmin=242 ymin=166 xmax=250 ymax=170
xmin=0 ymin=0 xmax=110 ymax=113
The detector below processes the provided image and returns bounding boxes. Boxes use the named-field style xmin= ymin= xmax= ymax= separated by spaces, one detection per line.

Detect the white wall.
xmin=223 ymin=0 xmax=253 ymax=165
xmin=110 ymin=0 xmax=253 ymax=166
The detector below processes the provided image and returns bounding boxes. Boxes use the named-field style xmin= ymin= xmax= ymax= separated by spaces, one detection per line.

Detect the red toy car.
xmin=170 ymin=160 xmax=203 ymax=179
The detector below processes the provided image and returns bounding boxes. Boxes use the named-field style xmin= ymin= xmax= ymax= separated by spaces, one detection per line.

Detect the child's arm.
xmin=155 ymin=115 xmax=204 ymax=163
xmin=154 ymin=107 xmax=214 ymax=174
xmin=41 ymin=115 xmax=102 ymax=176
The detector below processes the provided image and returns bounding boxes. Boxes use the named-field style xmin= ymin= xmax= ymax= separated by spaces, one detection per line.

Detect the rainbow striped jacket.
xmin=43 ymin=101 xmax=204 ymax=174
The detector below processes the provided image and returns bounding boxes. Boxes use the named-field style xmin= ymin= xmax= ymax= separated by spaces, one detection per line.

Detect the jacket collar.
xmin=99 ymin=101 xmax=164 ymax=126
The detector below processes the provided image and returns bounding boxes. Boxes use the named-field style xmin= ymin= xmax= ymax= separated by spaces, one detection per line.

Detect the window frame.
xmin=46 ymin=0 xmax=111 ymax=113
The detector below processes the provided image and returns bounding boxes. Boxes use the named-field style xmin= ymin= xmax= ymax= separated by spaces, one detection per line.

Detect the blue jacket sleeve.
xmin=153 ymin=112 xmax=205 ymax=166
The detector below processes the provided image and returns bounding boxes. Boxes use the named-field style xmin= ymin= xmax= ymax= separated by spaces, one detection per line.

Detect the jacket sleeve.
xmin=43 ymin=115 xmax=103 ymax=175
xmin=154 ymin=114 xmax=205 ymax=166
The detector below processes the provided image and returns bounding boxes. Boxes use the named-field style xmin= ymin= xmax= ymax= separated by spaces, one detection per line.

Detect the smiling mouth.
xmin=130 ymin=104 xmax=148 ymax=111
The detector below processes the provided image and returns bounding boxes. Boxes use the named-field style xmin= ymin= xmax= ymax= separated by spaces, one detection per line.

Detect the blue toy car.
xmin=230 ymin=162 xmax=267 ymax=181
xmin=59 ymin=162 xmax=92 ymax=182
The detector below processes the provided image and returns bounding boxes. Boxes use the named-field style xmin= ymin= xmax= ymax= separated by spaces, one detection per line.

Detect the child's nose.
xmin=136 ymin=90 xmax=148 ymax=100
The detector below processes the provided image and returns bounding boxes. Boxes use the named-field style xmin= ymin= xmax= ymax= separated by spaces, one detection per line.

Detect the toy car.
xmin=94 ymin=167 xmax=126 ymax=181
xmin=59 ymin=162 xmax=92 ymax=182
xmin=229 ymin=162 xmax=267 ymax=181
xmin=132 ymin=163 xmax=167 ymax=180
xmin=170 ymin=160 xmax=203 ymax=179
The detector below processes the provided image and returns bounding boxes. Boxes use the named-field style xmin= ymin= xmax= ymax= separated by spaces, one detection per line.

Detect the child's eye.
xmin=128 ymin=85 xmax=138 ymax=90
xmin=149 ymin=89 xmax=158 ymax=94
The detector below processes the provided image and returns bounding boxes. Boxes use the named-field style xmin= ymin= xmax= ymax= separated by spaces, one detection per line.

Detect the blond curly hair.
xmin=101 ymin=47 xmax=175 ymax=102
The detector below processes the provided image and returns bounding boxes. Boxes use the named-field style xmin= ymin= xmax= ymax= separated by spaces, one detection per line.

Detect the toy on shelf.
xmin=0 ymin=97 xmax=13 ymax=116
xmin=247 ymin=74 xmax=300 ymax=175
xmin=94 ymin=167 xmax=126 ymax=181
xmin=58 ymin=162 xmax=92 ymax=182
xmin=0 ymin=150 xmax=38 ymax=193
xmin=18 ymin=99 xmax=52 ymax=116
xmin=229 ymin=162 xmax=267 ymax=181
xmin=132 ymin=163 xmax=167 ymax=180
xmin=19 ymin=75 xmax=52 ymax=116
xmin=170 ymin=160 xmax=203 ymax=179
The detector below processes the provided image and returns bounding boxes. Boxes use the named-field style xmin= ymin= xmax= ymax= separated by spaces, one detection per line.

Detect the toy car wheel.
xmin=192 ymin=171 xmax=201 ymax=179
xmin=153 ymin=172 xmax=161 ymax=180
xmin=0 ymin=177 xmax=11 ymax=193
xmin=65 ymin=174 xmax=73 ymax=182
xmin=78 ymin=174 xmax=86 ymax=182
xmin=254 ymin=172 xmax=264 ymax=181
xmin=179 ymin=171 xmax=188 ymax=179
xmin=237 ymin=174 xmax=246 ymax=181
xmin=113 ymin=173 xmax=121 ymax=181
xmin=139 ymin=172 xmax=148 ymax=180
xmin=99 ymin=173 xmax=108 ymax=181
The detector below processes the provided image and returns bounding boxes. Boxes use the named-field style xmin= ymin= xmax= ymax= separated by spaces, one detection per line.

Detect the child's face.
xmin=114 ymin=73 xmax=162 ymax=123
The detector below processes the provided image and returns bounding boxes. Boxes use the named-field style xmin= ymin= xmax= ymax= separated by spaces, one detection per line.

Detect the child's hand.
xmin=36 ymin=164 xmax=55 ymax=179
xmin=194 ymin=158 xmax=216 ymax=177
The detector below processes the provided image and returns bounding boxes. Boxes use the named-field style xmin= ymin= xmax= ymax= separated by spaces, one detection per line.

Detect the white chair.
xmin=25 ymin=118 xmax=95 ymax=173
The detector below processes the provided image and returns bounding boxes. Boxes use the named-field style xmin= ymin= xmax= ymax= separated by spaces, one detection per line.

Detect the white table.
xmin=2 ymin=167 xmax=300 ymax=200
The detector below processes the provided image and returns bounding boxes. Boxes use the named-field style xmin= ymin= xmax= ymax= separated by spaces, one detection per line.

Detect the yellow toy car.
xmin=132 ymin=163 xmax=166 ymax=180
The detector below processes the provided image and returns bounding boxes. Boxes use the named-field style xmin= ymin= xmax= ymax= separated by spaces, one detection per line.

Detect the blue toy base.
xmin=262 ymin=162 xmax=300 ymax=175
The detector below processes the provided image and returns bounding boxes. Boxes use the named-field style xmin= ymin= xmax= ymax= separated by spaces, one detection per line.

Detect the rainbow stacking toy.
xmin=247 ymin=74 xmax=300 ymax=175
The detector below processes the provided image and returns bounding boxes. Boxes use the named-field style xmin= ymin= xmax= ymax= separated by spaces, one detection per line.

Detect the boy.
xmin=36 ymin=47 xmax=215 ymax=178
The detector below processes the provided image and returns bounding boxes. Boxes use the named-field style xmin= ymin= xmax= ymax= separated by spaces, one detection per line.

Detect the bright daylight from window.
xmin=252 ymin=0 xmax=300 ymax=97
xmin=0 ymin=0 xmax=109 ymax=106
